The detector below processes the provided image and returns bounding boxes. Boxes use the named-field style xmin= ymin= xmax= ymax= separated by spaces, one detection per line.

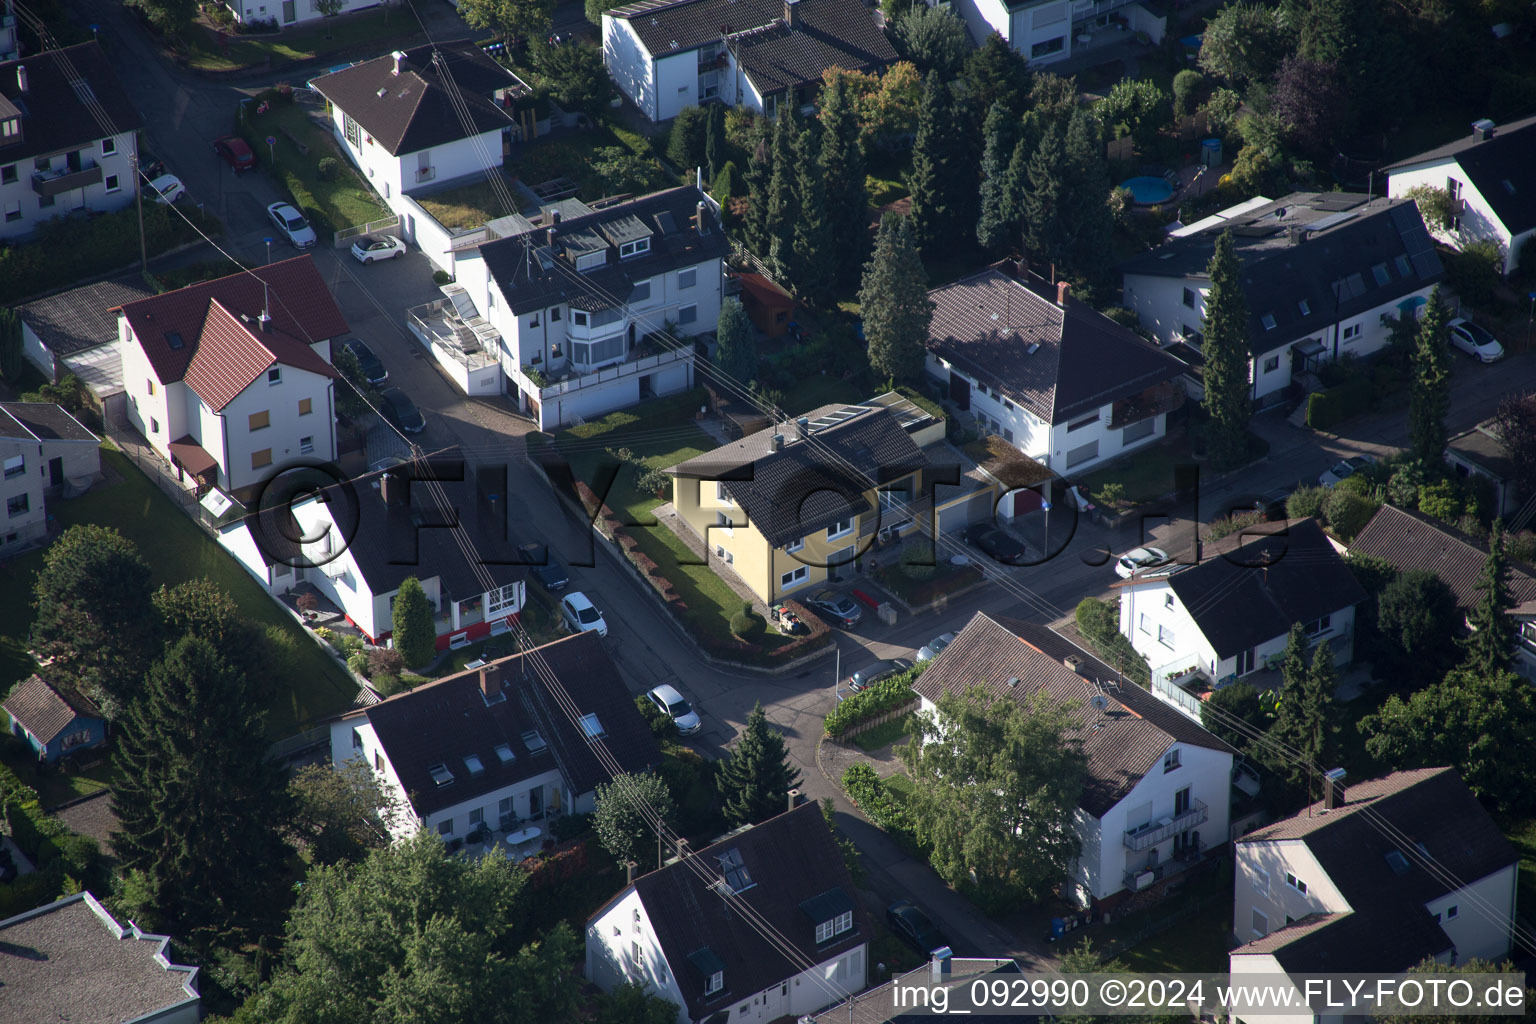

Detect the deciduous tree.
xmin=594 ymin=982 xmax=680 ymax=1024
xmin=127 ymin=0 xmax=199 ymax=39
xmin=859 ymin=213 xmax=932 ymax=385
xmin=314 ymin=0 xmax=344 ymax=37
xmin=1493 ymin=392 xmax=1536 ymax=497
xmin=593 ymin=772 xmax=674 ymax=865
xmin=533 ymin=41 xmax=609 ymax=118
xmin=716 ymin=701 xmax=801 ymax=827
xmin=1461 ymin=520 xmax=1516 ymax=677
xmin=458 ymin=0 xmax=556 ymax=48
xmin=1100 ymin=78 xmax=1171 ymax=151
xmin=288 ymin=759 xmax=402 ymax=865
xmin=1200 ymin=230 xmax=1253 ymax=469
xmin=1197 ymin=2 xmax=1294 ymax=87
xmin=1374 ymin=570 xmax=1460 ymax=689
xmin=1269 ymin=56 xmax=1347 ymax=160
xmin=901 ymin=686 xmax=1086 ymax=912
xmin=392 ymin=576 xmax=436 ymax=670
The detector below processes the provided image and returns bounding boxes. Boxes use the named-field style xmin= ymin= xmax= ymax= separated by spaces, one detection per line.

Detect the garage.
xmin=936 ymin=486 xmax=997 ymax=534
xmin=998 ymin=486 xmax=1045 ymax=520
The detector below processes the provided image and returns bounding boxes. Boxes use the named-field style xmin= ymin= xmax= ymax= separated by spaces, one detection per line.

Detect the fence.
xmin=102 ymin=423 xmax=247 ymax=538
xmin=837 ymin=697 xmax=920 ymax=742
xmin=333 ymin=213 xmax=401 ymax=248
xmin=267 ymin=724 xmax=330 ymax=762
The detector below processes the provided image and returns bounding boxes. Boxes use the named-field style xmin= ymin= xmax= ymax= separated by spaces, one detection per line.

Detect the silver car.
xmin=267 ymin=201 xmax=317 ymax=248
xmin=916 ymin=632 xmax=956 ymax=662
xmin=646 ymin=683 xmax=701 ymax=735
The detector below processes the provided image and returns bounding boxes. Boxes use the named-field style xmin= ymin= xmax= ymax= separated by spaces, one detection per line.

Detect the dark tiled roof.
xmin=1350 ymin=504 xmax=1536 ymax=610
xmin=622 ymin=802 xmax=871 ymax=1020
xmin=912 ymin=613 xmax=1232 ymax=817
xmin=1234 ymin=768 xmax=1516 ymax=972
xmin=1119 ymin=194 xmax=1443 ymax=355
xmin=0 ymin=402 xmax=98 ymax=442
xmin=1154 ymin=518 xmax=1367 ymax=659
xmin=115 ymin=256 xmax=349 ymax=386
xmin=309 ymin=41 xmax=528 ymax=157
xmin=928 ymin=265 xmax=1186 ymax=425
xmin=480 ymin=186 xmax=728 ymax=315
xmin=361 ymin=631 xmax=659 ymax=817
xmin=1445 ymin=423 xmax=1520 ymax=482
xmin=2 ymin=675 xmax=101 ymax=745
xmin=669 ymin=403 xmax=928 ymax=550
xmin=731 ymin=0 xmax=897 ymax=97
xmin=1383 ymin=115 xmax=1536 ymax=236
xmin=0 ymin=893 xmax=199 ymax=1023
xmin=17 ymin=276 xmax=156 ymax=359
xmin=0 ymin=43 xmax=143 ymax=163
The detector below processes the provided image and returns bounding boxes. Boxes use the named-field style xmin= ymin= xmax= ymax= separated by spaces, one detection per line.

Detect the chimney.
xmin=391 ymin=50 xmax=407 ymax=75
xmin=784 ymin=0 xmax=800 ymax=27
xmin=1056 ymin=280 xmax=1071 ymax=307
xmin=551 ymin=209 xmax=562 ymax=224
xmin=695 ymin=200 xmax=709 ymax=235
xmin=771 ymin=432 xmax=784 ymax=451
xmin=788 ymin=787 xmax=800 ymax=812
xmin=1323 ymin=768 xmax=1347 ymax=810
xmin=258 ymin=311 xmax=272 ymax=333
xmin=379 ymin=470 xmax=403 ymax=506
xmin=1063 ymin=654 xmax=1082 ymax=673
xmin=929 ymin=947 xmax=953 ymax=982
xmin=1288 ymin=225 xmax=1304 ymax=246
xmin=675 ymin=837 xmax=691 ymax=859
xmin=625 ymin=859 xmax=638 ymax=884
xmin=1472 ymin=118 xmax=1496 ymax=142
xmin=796 ymin=416 xmax=809 ymax=438
xmin=16 ymin=65 xmax=27 ymax=93
xmin=480 ymin=663 xmax=503 ymax=700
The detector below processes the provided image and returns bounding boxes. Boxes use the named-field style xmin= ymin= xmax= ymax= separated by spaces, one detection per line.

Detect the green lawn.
xmin=0 ymin=450 xmax=356 ymax=737
xmin=1079 ymin=435 xmax=1198 ymax=508
xmin=416 ymin=178 xmax=517 ymax=231
xmin=1506 ymin=819 xmax=1536 ymax=928
xmin=852 ymin=714 xmax=912 ymax=752
xmin=882 ymin=771 xmax=917 ymax=804
xmin=778 ymin=375 xmax=872 ymax=418
xmin=1118 ymin=895 xmax=1232 ymax=973
xmin=0 ymin=721 xmax=123 ymax=808
xmin=184 ymin=8 xmax=424 ymax=72
xmin=237 ymin=102 xmax=389 ymax=234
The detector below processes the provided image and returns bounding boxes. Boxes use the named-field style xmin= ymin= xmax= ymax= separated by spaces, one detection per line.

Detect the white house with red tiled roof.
xmin=114 ymin=256 xmax=348 ymax=496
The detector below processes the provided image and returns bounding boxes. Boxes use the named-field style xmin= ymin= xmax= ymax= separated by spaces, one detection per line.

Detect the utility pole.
xmin=131 ymin=150 xmax=147 ymax=273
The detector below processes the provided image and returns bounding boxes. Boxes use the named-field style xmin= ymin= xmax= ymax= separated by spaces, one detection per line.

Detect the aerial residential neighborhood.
xmin=1 ymin=0 xmax=1534 ymax=1020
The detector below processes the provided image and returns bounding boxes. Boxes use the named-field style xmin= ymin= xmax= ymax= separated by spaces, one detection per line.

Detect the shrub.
xmin=729 ymin=603 xmax=760 ymax=638
xmin=1305 ymin=376 xmax=1372 ymax=429
xmin=1206 ymin=509 xmax=1264 ymax=541
xmin=432 ymin=270 xmax=453 ymax=285
xmin=1286 ymin=485 xmax=1327 ymax=520
xmin=551 ymin=812 xmax=593 ymax=842
xmin=711 ymin=159 xmax=744 ymax=201
xmin=368 ymin=647 xmax=404 ymax=677
xmin=1417 ymin=478 xmax=1463 ymax=523
xmin=1442 ymin=239 xmax=1503 ymax=306
xmin=666 ymin=106 xmax=708 ymax=170
xmin=1172 ymin=69 xmax=1205 ymax=117
xmin=841 ymin=762 xmax=914 ymax=834
xmin=372 ymin=672 xmax=405 ymax=696
xmin=1322 ymin=488 xmax=1378 ymax=540
xmin=898 ymin=537 xmax=936 ymax=581
xmin=1074 ymin=597 xmax=1149 ymax=684
xmin=1506 ymin=530 xmax=1536 ymax=564
xmin=347 ymin=650 xmax=371 ymax=677
xmin=1337 ymin=472 xmax=1375 ymax=497
xmin=316 ymin=156 xmax=340 ymax=181
xmin=635 ymin=694 xmax=679 ymax=739
xmin=824 ymin=665 xmax=925 ymax=738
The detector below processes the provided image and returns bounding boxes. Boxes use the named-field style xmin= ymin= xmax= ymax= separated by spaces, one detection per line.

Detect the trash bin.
xmin=1201 ymin=138 xmax=1223 ymax=167
xmin=877 ymin=602 xmax=897 ymax=626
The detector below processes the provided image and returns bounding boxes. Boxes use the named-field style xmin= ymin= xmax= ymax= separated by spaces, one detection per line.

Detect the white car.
xmin=148 ymin=173 xmax=185 ymax=204
xmin=646 ymin=683 xmax=701 ymax=735
xmin=1448 ymin=318 xmax=1504 ymax=363
xmin=350 ymin=233 xmax=406 ymax=264
xmin=1318 ymin=454 xmax=1375 ymax=488
xmin=1114 ymin=546 xmax=1170 ymax=579
xmin=267 ymin=201 xmax=316 ymax=248
xmin=560 ymin=591 xmax=608 ymax=638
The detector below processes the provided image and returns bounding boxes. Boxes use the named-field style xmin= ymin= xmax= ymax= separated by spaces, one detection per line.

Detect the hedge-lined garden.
xmin=824 ymin=662 xmax=928 ymax=739
xmin=0 ymin=761 xmax=106 ymax=918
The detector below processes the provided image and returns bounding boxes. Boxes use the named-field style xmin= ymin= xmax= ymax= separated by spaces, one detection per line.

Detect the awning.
xmin=1292 ymin=338 xmax=1326 ymax=356
xmin=168 ymin=436 xmax=218 ymax=477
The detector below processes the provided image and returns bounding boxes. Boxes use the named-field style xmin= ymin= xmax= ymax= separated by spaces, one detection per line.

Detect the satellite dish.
xmin=1090 ymin=694 xmax=1109 ymax=712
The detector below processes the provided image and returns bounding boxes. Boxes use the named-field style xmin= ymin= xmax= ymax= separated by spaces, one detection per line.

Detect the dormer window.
xmin=706 ymin=971 xmax=723 ymax=995
xmin=620 ymin=238 xmax=650 ymax=259
xmin=688 ymin=947 xmax=727 ymax=999
xmin=815 ymin=911 xmax=854 ymax=944
xmin=801 ymin=887 xmax=856 ymax=944
xmin=1 ymin=118 xmax=18 ymax=138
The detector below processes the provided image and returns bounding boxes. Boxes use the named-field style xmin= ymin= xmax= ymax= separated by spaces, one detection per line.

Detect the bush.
xmin=1305 ymin=376 xmax=1372 ymax=429
xmin=1322 ymin=488 xmax=1378 ymax=540
xmin=347 ymin=650 xmax=371 ymax=677
xmin=841 ymin=762 xmax=914 ymax=834
xmin=1442 ymin=239 xmax=1503 ymax=306
xmin=1417 ymin=477 xmax=1463 ymax=522
xmin=898 ymin=538 xmax=936 ymax=581
xmin=1506 ymin=530 xmax=1536 ymax=564
xmin=551 ymin=812 xmax=593 ymax=842
xmin=1286 ymin=485 xmax=1327 ymax=520
xmin=711 ymin=160 xmax=744 ymax=201
xmin=824 ymin=664 xmax=927 ymax=738
xmin=1337 ymin=472 xmax=1375 ymax=497
xmin=1206 ymin=509 xmax=1264 ymax=541
xmin=316 ymin=156 xmax=340 ymax=181
xmin=372 ymin=672 xmax=405 ymax=696
xmin=368 ymin=647 xmax=404 ymax=677
xmin=635 ymin=694 xmax=679 ymax=739
xmin=432 ymin=270 xmax=453 ymax=285
xmin=729 ymin=603 xmax=761 ymax=638
xmin=666 ymin=106 xmax=708 ymax=171
xmin=1074 ymin=597 xmax=1149 ymax=684
xmin=1172 ymin=69 xmax=1205 ymax=117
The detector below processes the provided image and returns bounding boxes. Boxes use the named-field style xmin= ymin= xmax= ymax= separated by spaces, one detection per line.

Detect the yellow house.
xmin=668 ymin=393 xmax=943 ymax=605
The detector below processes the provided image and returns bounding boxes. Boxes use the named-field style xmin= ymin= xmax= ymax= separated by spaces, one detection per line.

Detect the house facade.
xmin=603 ymin=0 xmax=895 ymax=123
xmin=114 ymin=256 xmax=346 ymax=497
xmin=668 ymin=393 xmax=937 ymax=604
xmin=925 ymin=263 xmax=1187 ymax=480
xmin=912 ymin=613 xmax=1235 ymax=908
xmin=1120 ymin=193 xmax=1443 ymax=405
xmin=1115 ymin=519 xmax=1366 ymax=720
xmin=329 ymin=634 xmax=659 ymax=840
xmin=227 ymin=0 xmax=377 ymax=28
xmin=0 ymin=43 xmax=143 ymax=241
xmin=1385 ymin=115 xmax=1536 ymax=278
xmin=949 ymin=0 xmax=1165 ymax=66
xmin=2 ymin=674 xmax=107 ymax=763
xmin=220 ymin=459 xmax=527 ymax=651
xmin=436 ymin=187 xmax=724 ymax=429
xmin=586 ymin=802 xmax=871 ymax=1024
xmin=1230 ymin=768 xmax=1517 ymax=1016
xmin=0 ymin=401 xmax=100 ymax=557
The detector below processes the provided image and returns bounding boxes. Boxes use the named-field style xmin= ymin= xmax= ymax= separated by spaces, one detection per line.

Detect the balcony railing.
xmin=511 ymin=344 xmax=693 ymax=401
xmin=1123 ymin=798 xmax=1208 ymax=851
xmin=1123 ymin=839 xmax=1206 ymax=892
xmin=416 ymin=167 xmax=437 ymax=183
xmin=32 ymin=160 xmax=102 ymax=197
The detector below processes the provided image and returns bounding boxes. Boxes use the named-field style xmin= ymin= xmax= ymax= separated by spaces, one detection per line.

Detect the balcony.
xmin=1123 ymin=798 xmax=1208 ymax=851
xmin=416 ymin=166 xmax=437 ymax=184
xmin=1123 ymin=839 xmax=1207 ymax=892
xmin=32 ymin=159 xmax=102 ymax=197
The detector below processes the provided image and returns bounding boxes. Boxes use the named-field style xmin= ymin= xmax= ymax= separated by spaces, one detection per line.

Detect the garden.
xmin=180 ymin=6 xmax=424 ymax=73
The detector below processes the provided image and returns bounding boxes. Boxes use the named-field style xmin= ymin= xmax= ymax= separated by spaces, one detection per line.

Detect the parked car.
xmin=268 ymin=201 xmax=317 ymax=248
xmin=148 ymin=173 xmax=185 ymax=204
xmin=963 ymin=523 xmax=1027 ymax=565
xmin=560 ymin=591 xmax=608 ymax=637
xmin=378 ymin=387 xmax=426 ymax=434
xmin=520 ymin=541 xmax=569 ymax=591
xmin=138 ymin=150 xmax=167 ymax=180
xmin=846 ymin=658 xmax=913 ymax=692
xmin=1448 ymin=317 xmax=1505 ymax=363
xmin=805 ymin=589 xmax=863 ymax=629
xmin=350 ymin=233 xmax=407 ymax=264
xmin=646 ymin=683 xmax=701 ymax=735
xmin=341 ymin=338 xmax=388 ymax=385
xmin=213 ymin=135 xmax=256 ymax=172
xmin=916 ymin=631 xmax=956 ymax=662
xmin=1318 ymin=454 xmax=1375 ymax=488
xmin=1114 ymin=546 xmax=1170 ymax=579
xmin=1253 ymin=485 xmax=1296 ymax=521
xmin=886 ymin=899 xmax=947 ymax=955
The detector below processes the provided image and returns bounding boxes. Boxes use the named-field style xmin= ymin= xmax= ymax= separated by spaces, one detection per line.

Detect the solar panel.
xmin=1305 ymin=211 xmax=1358 ymax=232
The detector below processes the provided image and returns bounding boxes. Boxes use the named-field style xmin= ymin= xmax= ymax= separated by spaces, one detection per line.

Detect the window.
xmin=103 ymin=138 xmax=117 ymax=157
xmin=1263 ymin=355 xmax=1280 ymax=373
xmin=344 ymin=113 xmax=361 ymax=148
xmin=148 ymin=379 xmax=156 ymax=396
xmin=1067 ymin=412 xmax=1099 ymax=432
xmin=0 ymin=118 xmax=14 ymax=138
xmin=1252 ymin=908 xmax=1269 ymax=938
xmin=8 ymin=494 xmax=28 ymax=518
xmin=573 ymin=311 xmax=589 ymax=327
xmin=706 ymin=971 xmax=723 ymax=996
xmin=679 ymin=268 xmax=696 ymax=289
xmin=1260 ymin=312 xmax=1277 ymax=330
xmin=437 ymin=819 xmax=453 ymax=836
xmin=1031 ymin=36 xmax=1064 ymax=57
xmin=785 ymin=537 xmax=803 ymax=553
xmin=631 ymin=940 xmax=642 ymax=966
xmin=1372 ymin=262 xmax=1391 ymax=286
xmin=299 ymin=397 xmax=312 ymax=415
xmin=620 ymin=238 xmax=651 ymax=259
xmin=1138 ymin=612 xmax=1149 ymax=634
xmin=827 ymin=519 xmax=852 ymax=539
xmin=1164 ymin=593 xmax=1174 ymax=608
xmin=529 ymin=313 xmax=540 ymax=328
xmin=299 ymin=436 xmax=314 ymax=454
xmin=104 ymin=174 xmax=120 ymax=192
xmin=551 ymin=307 xmax=562 ymax=321
xmin=252 ymin=449 xmax=273 ymax=469
xmin=678 ymin=304 xmax=697 ymax=325
xmin=469 ymin=806 xmax=483 ymax=824
xmin=268 ymin=367 xmax=282 ymax=385
xmin=1342 ymin=323 xmax=1362 ymax=341
xmin=631 ymin=281 xmax=651 ymax=302
xmin=1252 ymin=868 xmax=1270 ymax=897
xmin=3 ymin=200 xmax=17 ymax=222
xmin=715 ymin=510 xmax=732 ymax=535
xmin=1285 ymin=871 xmax=1308 ymax=894
xmin=572 ymin=335 xmax=626 ymax=367
xmin=1303 ymin=614 xmax=1331 ymax=636
xmin=34 ymin=156 xmax=50 ymax=171
xmin=1446 ymin=905 xmax=1458 ymax=920
xmin=1123 ymin=418 xmax=1155 ymax=444
xmin=249 ymin=410 xmax=270 ymax=431
xmin=1297 ymin=298 xmax=1311 ymax=316
xmin=1182 ymin=287 xmax=1196 ymax=308
xmin=715 ymin=481 xmax=730 ymax=503
xmin=1395 ymin=254 xmax=1412 ymax=277
xmin=2 ymin=456 xmax=23 ymax=479
xmin=1157 ymin=623 xmax=1176 ymax=648
xmin=150 ymin=418 xmax=159 ymax=434
xmin=781 ymin=565 xmax=808 ymax=589
xmin=1163 ymin=749 xmax=1181 ymax=772
xmin=488 ymin=583 xmax=520 ymax=615
xmin=499 ymin=795 xmax=514 ymax=814
xmin=375 ymin=752 xmax=384 ymax=771
xmin=580 ymin=713 xmax=606 ymax=738
xmin=1066 ymin=440 xmax=1099 ymax=468
xmin=38 ymin=194 xmax=54 ymax=208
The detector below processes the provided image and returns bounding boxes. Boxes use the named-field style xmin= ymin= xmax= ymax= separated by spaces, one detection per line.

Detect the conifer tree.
xmin=766 ymin=112 xmax=801 ymax=283
xmin=392 ymin=576 xmax=436 ymax=670
xmin=1462 ymin=520 xmax=1516 ymax=676
xmin=976 ymin=101 xmax=1018 ymax=252
xmin=817 ymin=74 xmax=869 ymax=284
xmin=859 ymin=213 xmax=933 ymax=384
xmin=1200 ymin=229 xmax=1253 ymax=468
xmin=793 ymin=127 xmax=837 ymax=308
xmin=742 ymin=119 xmax=773 ymax=257
xmin=714 ymin=297 xmax=757 ymax=385
xmin=1272 ymin=639 xmax=1337 ymax=789
xmin=1060 ymin=106 xmax=1114 ymax=286
xmin=704 ymin=102 xmax=727 ymax=179
xmin=1021 ymin=123 xmax=1067 ymax=269
xmin=717 ymin=701 xmax=802 ymax=827
xmin=908 ymin=72 xmax=964 ymax=252
xmin=1408 ymin=286 xmax=1452 ymax=464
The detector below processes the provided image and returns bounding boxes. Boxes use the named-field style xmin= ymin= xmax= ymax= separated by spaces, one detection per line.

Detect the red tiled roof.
xmin=115 ymin=256 xmax=349 ymax=385
xmin=182 ymin=301 xmax=336 ymax=411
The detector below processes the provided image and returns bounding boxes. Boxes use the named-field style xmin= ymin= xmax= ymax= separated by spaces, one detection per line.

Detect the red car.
xmin=213 ymin=135 xmax=255 ymax=172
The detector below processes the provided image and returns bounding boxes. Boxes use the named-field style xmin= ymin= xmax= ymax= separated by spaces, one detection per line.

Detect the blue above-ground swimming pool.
xmin=1120 ymin=176 xmax=1175 ymax=205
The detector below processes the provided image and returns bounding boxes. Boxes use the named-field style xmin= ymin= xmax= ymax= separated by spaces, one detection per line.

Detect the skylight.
xmin=580 ymin=713 xmax=606 ymax=739
xmin=494 ymin=743 xmax=515 ymax=763
xmin=1372 ymin=263 xmax=1391 ymax=286
xmin=428 ymin=763 xmax=454 ymax=786
xmin=463 ymin=754 xmax=485 ymax=775
xmin=1385 ymin=850 xmax=1411 ymax=875
xmin=1503 ymin=180 xmax=1516 ymax=195
xmin=1260 ymin=313 xmax=1277 ymax=330
xmin=717 ymin=848 xmax=754 ymax=893
xmin=1297 ymin=299 xmax=1311 ymax=316
xmin=165 ymin=331 xmax=184 ymax=350
xmin=1395 ymin=254 xmax=1412 ymax=277
xmin=521 ymin=729 xmax=548 ymax=754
